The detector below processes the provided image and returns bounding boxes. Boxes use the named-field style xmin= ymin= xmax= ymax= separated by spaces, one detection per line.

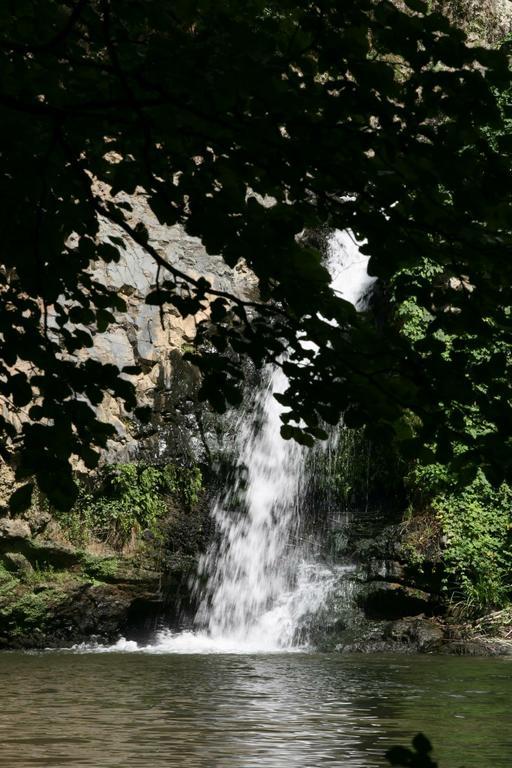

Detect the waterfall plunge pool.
xmin=3 ymin=236 xmax=507 ymax=767
xmin=0 ymin=651 xmax=510 ymax=767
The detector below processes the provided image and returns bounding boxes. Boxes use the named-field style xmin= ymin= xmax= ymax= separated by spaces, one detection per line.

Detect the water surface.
xmin=0 ymin=651 xmax=510 ymax=767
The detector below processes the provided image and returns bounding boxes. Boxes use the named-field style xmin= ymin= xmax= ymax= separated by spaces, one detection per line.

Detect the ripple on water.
xmin=0 ymin=652 xmax=510 ymax=768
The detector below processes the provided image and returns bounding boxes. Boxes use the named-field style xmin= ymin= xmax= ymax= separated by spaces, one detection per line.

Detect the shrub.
xmin=55 ymin=462 xmax=203 ymax=549
xmin=435 ymin=473 xmax=512 ymax=612
xmin=407 ymin=463 xmax=512 ymax=613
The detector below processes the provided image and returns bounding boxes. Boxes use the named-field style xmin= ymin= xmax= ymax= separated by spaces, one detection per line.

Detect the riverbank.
xmin=1 ymin=537 xmax=510 ymax=654
xmin=1 ymin=479 xmax=511 ymax=654
xmin=0 ymin=461 xmax=209 ymax=650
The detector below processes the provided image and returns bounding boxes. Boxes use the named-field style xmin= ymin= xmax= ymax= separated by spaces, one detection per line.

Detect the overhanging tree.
xmin=1 ymin=0 xmax=512 ymax=509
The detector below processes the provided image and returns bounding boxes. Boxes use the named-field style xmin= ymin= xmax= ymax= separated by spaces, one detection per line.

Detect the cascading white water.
xmin=187 ymin=358 xmax=357 ymax=652
xmin=193 ymin=366 xmax=307 ymax=648
xmin=125 ymin=229 xmax=375 ymax=654
xmin=327 ymin=229 xmax=376 ymax=309
xmin=80 ymin=230 xmax=373 ymax=655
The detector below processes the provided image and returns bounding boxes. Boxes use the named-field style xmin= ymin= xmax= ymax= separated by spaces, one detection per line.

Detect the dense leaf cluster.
xmin=55 ymin=462 xmax=203 ymax=547
xmin=1 ymin=0 xmax=512 ymax=508
xmin=407 ymin=461 xmax=512 ymax=610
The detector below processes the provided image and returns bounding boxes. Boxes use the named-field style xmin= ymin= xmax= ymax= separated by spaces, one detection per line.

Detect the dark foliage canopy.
xmin=1 ymin=0 xmax=512 ymax=509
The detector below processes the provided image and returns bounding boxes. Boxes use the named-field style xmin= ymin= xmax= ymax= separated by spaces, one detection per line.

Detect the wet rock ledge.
xmin=317 ymin=514 xmax=512 ymax=657
xmin=0 ymin=517 xmax=161 ymax=649
xmin=0 ymin=462 xmax=209 ymax=649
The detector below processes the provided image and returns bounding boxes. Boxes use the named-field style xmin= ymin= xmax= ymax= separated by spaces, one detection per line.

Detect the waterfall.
xmin=326 ymin=229 xmax=376 ymax=309
xmin=194 ymin=366 xmax=307 ymax=647
xmin=146 ymin=230 xmax=375 ymax=653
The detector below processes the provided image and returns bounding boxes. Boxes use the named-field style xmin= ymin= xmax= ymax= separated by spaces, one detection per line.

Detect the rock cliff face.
xmin=90 ymin=191 xmax=257 ymax=462
xmin=432 ymin=0 xmax=512 ymax=43
xmin=0 ymin=193 xmax=255 ymax=649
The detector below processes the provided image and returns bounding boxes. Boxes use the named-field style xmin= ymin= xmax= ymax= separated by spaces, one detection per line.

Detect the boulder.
xmin=23 ymin=507 xmax=52 ymax=535
xmin=441 ymin=638 xmax=512 ymax=656
xmin=31 ymin=539 xmax=83 ymax=568
xmin=2 ymin=552 xmax=34 ymax=577
xmin=357 ymin=559 xmax=406 ymax=583
xmin=386 ymin=617 xmax=445 ymax=652
xmin=0 ymin=518 xmax=31 ymax=540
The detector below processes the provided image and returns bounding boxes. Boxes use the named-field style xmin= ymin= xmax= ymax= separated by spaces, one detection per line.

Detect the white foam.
xmin=70 ymin=631 xmax=304 ymax=655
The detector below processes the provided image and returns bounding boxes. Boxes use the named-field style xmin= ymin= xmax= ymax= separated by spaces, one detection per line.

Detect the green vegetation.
xmin=312 ymin=415 xmax=509 ymax=617
xmin=81 ymin=555 xmax=120 ymax=582
xmin=2 ymin=1 xmax=512 ymax=511
xmin=21 ymin=562 xmax=64 ymax=586
xmin=385 ymin=218 xmax=512 ymax=613
xmin=441 ymin=477 xmax=511 ymax=610
xmin=0 ymin=589 xmax=58 ymax=638
xmin=406 ymin=464 xmax=512 ymax=613
xmin=55 ymin=462 xmax=203 ymax=549
xmin=325 ymin=428 xmax=405 ymax=512
xmin=59 ymin=464 xmax=167 ymax=548
xmin=0 ymin=562 xmax=18 ymax=597
xmin=0 ymin=458 xmax=205 ymax=646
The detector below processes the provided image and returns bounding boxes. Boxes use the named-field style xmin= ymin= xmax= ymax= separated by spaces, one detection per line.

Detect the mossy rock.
xmin=81 ymin=554 xmax=159 ymax=586
xmin=0 ymin=588 xmax=60 ymax=639
xmin=385 ymin=617 xmax=445 ymax=652
xmin=2 ymin=552 xmax=33 ymax=577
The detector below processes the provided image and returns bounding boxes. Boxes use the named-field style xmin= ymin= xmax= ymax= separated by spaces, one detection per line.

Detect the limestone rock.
xmin=22 ymin=507 xmax=52 ymax=536
xmin=87 ymin=191 xmax=258 ymax=461
xmin=0 ymin=518 xmax=31 ymax=540
xmin=357 ymin=559 xmax=406 ymax=583
xmin=30 ymin=539 xmax=83 ymax=568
